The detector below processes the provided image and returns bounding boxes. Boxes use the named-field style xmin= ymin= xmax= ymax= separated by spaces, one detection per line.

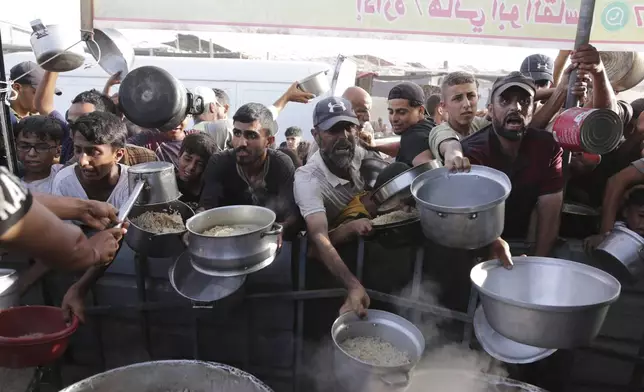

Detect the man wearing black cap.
xmin=9 ymin=61 xmax=62 ymax=125
xmin=284 ymin=126 xmax=302 ymax=150
xmin=294 ymin=96 xmax=370 ymax=317
xmin=364 ymin=82 xmax=434 ymax=166
xmin=520 ymin=54 xmax=555 ymax=89
xmin=462 ymin=71 xmax=563 ymax=258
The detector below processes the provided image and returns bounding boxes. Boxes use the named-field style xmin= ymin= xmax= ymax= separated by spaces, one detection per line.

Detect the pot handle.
xmin=30 ymin=19 xmax=48 ymax=38
xmin=260 ymin=223 xmax=283 ymax=238
xmin=379 ymin=371 xmax=410 ymax=387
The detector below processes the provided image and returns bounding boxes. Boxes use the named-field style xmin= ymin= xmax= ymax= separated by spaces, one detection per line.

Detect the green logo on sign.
xmin=601 ymin=2 xmax=630 ymax=31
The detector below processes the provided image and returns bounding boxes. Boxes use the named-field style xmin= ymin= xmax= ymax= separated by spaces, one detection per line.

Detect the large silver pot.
xmin=471 ymin=257 xmax=621 ymax=349
xmin=185 ymin=206 xmax=282 ymax=276
xmin=29 ymin=20 xmax=85 ymax=72
xmin=411 ymin=165 xmax=511 ymax=249
xmin=86 ymin=28 xmax=135 ymax=76
xmin=595 ymin=223 xmax=644 ymax=283
xmin=332 ymin=310 xmax=425 ymax=392
xmin=407 ymin=370 xmax=547 ymax=392
xmin=0 ymin=269 xmax=19 ymax=310
xmin=127 ymin=162 xmax=181 ymax=205
xmin=125 ymin=200 xmax=194 ymax=258
xmin=58 ymin=360 xmax=273 ymax=392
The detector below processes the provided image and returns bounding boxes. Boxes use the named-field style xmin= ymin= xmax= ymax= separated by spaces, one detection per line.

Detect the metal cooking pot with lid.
xmin=29 ymin=19 xmax=85 ymax=72
xmin=595 ymin=223 xmax=644 ymax=284
xmin=127 ymin=162 xmax=181 ymax=205
xmin=471 ymin=257 xmax=621 ymax=349
xmin=411 ymin=165 xmax=511 ymax=249
xmin=332 ymin=310 xmax=425 ymax=392
xmin=58 ymin=360 xmax=273 ymax=392
xmin=185 ymin=205 xmax=283 ymax=276
xmin=0 ymin=269 xmax=19 ymax=310
xmin=125 ymin=200 xmax=194 ymax=257
xmin=119 ymin=66 xmax=205 ymax=131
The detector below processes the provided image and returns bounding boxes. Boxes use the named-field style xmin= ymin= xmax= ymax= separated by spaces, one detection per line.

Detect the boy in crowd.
xmin=176 ymin=133 xmax=219 ymax=208
xmin=52 ymin=112 xmax=130 ymax=209
xmin=15 ymin=115 xmax=65 ymax=193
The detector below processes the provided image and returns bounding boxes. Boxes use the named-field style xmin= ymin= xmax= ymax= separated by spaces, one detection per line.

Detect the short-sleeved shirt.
xmin=461 ymin=126 xmax=564 ymax=238
xmin=293 ymin=148 xmax=366 ymax=223
xmin=0 ymin=166 xmax=33 ymax=236
xmin=199 ymin=149 xmax=297 ymax=222
xmin=397 ymin=118 xmax=435 ymax=166
xmin=21 ymin=164 xmax=63 ymax=194
xmin=52 ymin=163 xmax=131 ymax=210
xmin=428 ymin=117 xmax=490 ymax=161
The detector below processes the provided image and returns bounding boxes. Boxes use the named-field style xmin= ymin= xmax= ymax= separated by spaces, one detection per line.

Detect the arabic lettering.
xmin=635 ymin=5 xmax=644 ymax=27
xmin=429 ymin=0 xmax=486 ymax=32
xmin=356 ymin=0 xmax=406 ymax=22
xmin=493 ymin=0 xmax=522 ymax=30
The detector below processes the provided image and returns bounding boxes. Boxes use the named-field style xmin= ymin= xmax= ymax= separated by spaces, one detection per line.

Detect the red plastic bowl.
xmin=0 ymin=306 xmax=79 ymax=368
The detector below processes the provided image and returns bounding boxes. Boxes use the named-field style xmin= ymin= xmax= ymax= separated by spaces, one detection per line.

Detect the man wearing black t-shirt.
xmin=363 ymin=82 xmax=434 ymax=167
xmin=199 ymin=103 xmax=299 ymax=232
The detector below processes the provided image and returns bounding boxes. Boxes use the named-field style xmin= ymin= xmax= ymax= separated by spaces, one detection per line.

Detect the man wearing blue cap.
xmin=294 ymin=96 xmax=371 ymax=317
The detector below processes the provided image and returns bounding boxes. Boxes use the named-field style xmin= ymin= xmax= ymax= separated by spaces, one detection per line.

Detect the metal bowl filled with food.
xmin=125 ymin=200 xmax=194 ymax=258
xmin=332 ymin=310 xmax=425 ymax=392
xmin=185 ymin=205 xmax=282 ymax=276
xmin=369 ymin=208 xmax=422 ymax=248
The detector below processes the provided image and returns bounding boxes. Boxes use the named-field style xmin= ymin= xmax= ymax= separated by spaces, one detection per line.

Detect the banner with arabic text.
xmin=93 ymin=0 xmax=644 ymax=50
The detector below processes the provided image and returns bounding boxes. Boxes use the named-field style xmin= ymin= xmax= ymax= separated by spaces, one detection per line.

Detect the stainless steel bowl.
xmin=297 ymin=70 xmax=330 ymax=96
xmin=411 ymin=165 xmax=511 ymax=249
xmin=0 ymin=269 xmax=19 ymax=310
xmin=127 ymin=162 xmax=181 ymax=205
xmin=86 ymin=28 xmax=135 ymax=76
xmin=58 ymin=360 xmax=273 ymax=392
xmin=596 ymin=223 xmax=644 ymax=283
xmin=169 ymin=252 xmax=246 ymax=303
xmin=125 ymin=200 xmax=194 ymax=258
xmin=332 ymin=310 xmax=425 ymax=392
xmin=471 ymin=257 xmax=621 ymax=349
xmin=185 ymin=206 xmax=282 ymax=276
xmin=371 ymin=161 xmax=438 ymax=212
xmin=474 ymin=305 xmax=556 ymax=364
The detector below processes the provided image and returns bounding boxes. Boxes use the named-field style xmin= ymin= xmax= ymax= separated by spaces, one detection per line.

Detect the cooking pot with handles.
xmin=119 ymin=66 xmax=205 ymax=131
xmin=30 ymin=19 xmax=85 ymax=72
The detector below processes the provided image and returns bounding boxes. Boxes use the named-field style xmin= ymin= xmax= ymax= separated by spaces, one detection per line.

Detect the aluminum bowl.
xmin=332 ymin=310 xmax=425 ymax=392
xmin=185 ymin=206 xmax=282 ymax=276
xmin=471 ymin=257 xmax=621 ymax=349
xmin=595 ymin=223 xmax=644 ymax=284
xmin=59 ymin=360 xmax=273 ymax=392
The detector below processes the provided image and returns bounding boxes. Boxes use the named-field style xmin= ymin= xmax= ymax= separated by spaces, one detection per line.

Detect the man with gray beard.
xmin=294 ymin=97 xmax=371 ymax=317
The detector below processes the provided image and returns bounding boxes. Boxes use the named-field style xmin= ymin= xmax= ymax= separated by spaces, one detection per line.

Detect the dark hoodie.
xmin=396 ymin=117 xmax=436 ymax=166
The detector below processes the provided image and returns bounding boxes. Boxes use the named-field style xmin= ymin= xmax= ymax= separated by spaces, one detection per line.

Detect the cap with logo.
xmin=387 ymin=81 xmax=425 ymax=104
xmin=10 ymin=61 xmax=62 ymax=96
xmin=520 ymin=54 xmax=554 ymax=83
xmin=313 ymin=97 xmax=360 ymax=131
xmin=491 ymin=72 xmax=537 ymax=98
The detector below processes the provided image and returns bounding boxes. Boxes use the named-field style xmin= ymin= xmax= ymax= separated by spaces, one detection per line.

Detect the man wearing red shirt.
xmin=461 ymin=72 xmax=564 ymax=257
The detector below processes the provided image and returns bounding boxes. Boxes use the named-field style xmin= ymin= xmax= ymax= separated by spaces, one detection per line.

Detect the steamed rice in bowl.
xmin=371 ymin=208 xmax=419 ymax=226
xmin=131 ymin=211 xmax=186 ymax=234
xmin=201 ymin=224 xmax=262 ymax=237
xmin=340 ymin=336 xmax=411 ymax=367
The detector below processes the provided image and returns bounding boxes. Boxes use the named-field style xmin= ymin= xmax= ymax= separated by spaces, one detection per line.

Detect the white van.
xmin=4 ymin=52 xmax=357 ymax=144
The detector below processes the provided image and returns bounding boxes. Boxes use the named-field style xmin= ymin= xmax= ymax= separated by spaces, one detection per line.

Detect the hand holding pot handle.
xmin=261 ymin=223 xmax=284 ymax=255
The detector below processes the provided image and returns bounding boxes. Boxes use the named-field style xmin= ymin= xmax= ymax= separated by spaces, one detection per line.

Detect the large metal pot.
xmin=471 ymin=257 xmax=621 ymax=349
xmin=0 ymin=269 xmax=19 ymax=310
xmin=120 ymin=66 xmax=205 ymax=131
xmin=125 ymin=200 xmax=194 ymax=257
xmin=59 ymin=360 xmax=273 ymax=392
xmin=29 ymin=20 xmax=85 ymax=72
xmin=332 ymin=310 xmax=425 ymax=392
xmin=185 ymin=206 xmax=282 ymax=276
xmin=407 ymin=370 xmax=547 ymax=392
xmin=601 ymin=51 xmax=644 ymax=92
xmin=127 ymin=162 xmax=181 ymax=205
xmin=595 ymin=223 xmax=644 ymax=284
xmin=297 ymin=70 xmax=330 ymax=96
xmin=86 ymin=28 xmax=135 ymax=76
xmin=411 ymin=165 xmax=511 ymax=249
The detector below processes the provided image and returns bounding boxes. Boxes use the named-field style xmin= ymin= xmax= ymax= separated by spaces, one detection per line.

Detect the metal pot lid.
xmin=474 ymin=306 xmax=556 ymax=364
xmin=372 ymin=161 xmax=436 ymax=212
xmin=189 ymin=242 xmax=279 ymax=277
xmin=128 ymin=161 xmax=174 ymax=174
xmin=169 ymin=252 xmax=246 ymax=303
